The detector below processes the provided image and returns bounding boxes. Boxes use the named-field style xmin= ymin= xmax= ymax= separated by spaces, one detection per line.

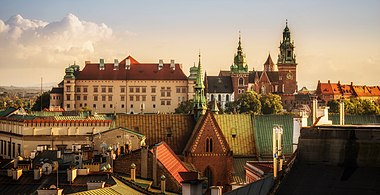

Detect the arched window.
xmin=211 ymin=94 xmax=214 ymax=101
xmin=209 ymin=138 xmax=213 ymax=152
xmin=204 ymin=167 xmax=213 ymax=187
xmin=239 ymin=77 xmax=244 ymax=86
xmin=205 ymin=138 xmax=209 ymax=152
xmin=218 ymin=95 xmax=221 ymax=102
xmin=226 ymin=95 xmax=230 ymax=102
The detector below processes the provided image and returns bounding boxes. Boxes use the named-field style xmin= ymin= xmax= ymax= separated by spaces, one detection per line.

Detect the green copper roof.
xmin=253 ymin=115 xmax=294 ymax=157
xmin=214 ymin=114 xmax=256 ymax=156
xmin=231 ymin=33 xmax=248 ymax=73
xmin=193 ymin=53 xmax=207 ymax=120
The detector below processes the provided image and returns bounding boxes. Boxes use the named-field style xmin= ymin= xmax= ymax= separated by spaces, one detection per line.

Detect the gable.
xmin=184 ymin=112 xmax=231 ymax=154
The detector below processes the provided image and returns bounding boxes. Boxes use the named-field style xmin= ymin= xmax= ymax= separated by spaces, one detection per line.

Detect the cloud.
xmin=0 ymin=13 xmax=119 ymax=86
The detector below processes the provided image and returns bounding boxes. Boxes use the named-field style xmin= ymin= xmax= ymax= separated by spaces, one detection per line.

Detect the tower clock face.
xmin=286 ymin=72 xmax=293 ymax=80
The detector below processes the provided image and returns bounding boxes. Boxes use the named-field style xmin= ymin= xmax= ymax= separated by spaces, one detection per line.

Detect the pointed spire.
xmin=193 ymin=52 xmax=207 ymax=120
xmin=195 ymin=52 xmax=204 ymax=89
xmin=237 ymin=31 xmax=242 ymax=54
xmin=211 ymin=99 xmax=219 ymax=114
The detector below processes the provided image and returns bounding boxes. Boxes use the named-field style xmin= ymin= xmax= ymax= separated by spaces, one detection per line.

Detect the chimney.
xmin=99 ymin=59 xmax=105 ymax=70
xmin=126 ymin=58 xmax=131 ymax=70
xmin=158 ymin=59 xmax=164 ymax=70
xmin=85 ymin=61 xmax=91 ymax=65
xmin=130 ymin=163 xmax=136 ymax=181
xmin=113 ymin=59 xmax=119 ymax=70
xmin=170 ymin=59 xmax=175 ymax=70
xmin=210 ymin=186 xmax=223 ymax=195
xmin=140 ymin=146 xmax=148 ymax=179
xmin=160 ymin=175 xmax=166 ymax=193
xmin=87 ymin=181 xmax=105 ymax=190
xmin=67 ymin=167 xmax=77 ymax=183
xmin=34 ymin=167 xmax=43 ymax=180
xmin=312 ymin=98 xmax=318 ymax=124
xmin=12 ymin=168 xmax=22 ymax=180
xmin=153 ymin=146 xmax=158 ymax=186
xmin=339 ymin=101 xmax=345 ymax=125
xmin=328 ymin=80 xmax=330 ymax=84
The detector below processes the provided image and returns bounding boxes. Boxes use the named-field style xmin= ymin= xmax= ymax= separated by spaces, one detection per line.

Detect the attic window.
xmin=231 ymin=128 xmax=237 ymax=138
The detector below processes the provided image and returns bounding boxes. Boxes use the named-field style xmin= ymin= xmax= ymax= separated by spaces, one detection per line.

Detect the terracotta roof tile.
xmin=75 ymin=56 xmax=188 ymax=81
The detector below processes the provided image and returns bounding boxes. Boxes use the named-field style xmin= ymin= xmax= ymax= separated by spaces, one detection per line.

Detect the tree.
xmin=31 ymin=91 xmax=50 ymax=111
xmin=224 ymin=101 xmax=238 ymax=114
xmin=342 ymin=98 xmax=380 ymax=115
xmin=327 ymin=99 xmax=340 ymax=113
xmin=260 ymin=93 xmax=283 ymax=114
xmin=236 ymin=91 xmax=261 ymax=115
xmin=175 ymin=99 xmax=194 ymax=114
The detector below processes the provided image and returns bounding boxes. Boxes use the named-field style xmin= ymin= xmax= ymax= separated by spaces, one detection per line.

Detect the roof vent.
xmin=170 ymin=59 xmax=175 ymax=70
xmin=113 ymin=59 xmax=119 ymax=70
xmin=99 ymin=59 xmax=105 ymax=70
xmin=126 ymin=58 xmax=131 ymax=70
xmin=158 ymin=59 xmax=164 ymax=70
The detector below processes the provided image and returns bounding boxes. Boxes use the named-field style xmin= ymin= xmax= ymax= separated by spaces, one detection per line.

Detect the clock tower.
xmin=277 ymin=20 xmax=297 ymax=94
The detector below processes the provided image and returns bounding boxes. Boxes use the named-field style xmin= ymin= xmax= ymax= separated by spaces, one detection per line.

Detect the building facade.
xmin=51 ymin=56 xmax=194 ymax=114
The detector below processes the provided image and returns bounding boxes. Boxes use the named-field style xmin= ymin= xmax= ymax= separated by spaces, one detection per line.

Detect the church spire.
xmin=277 ymin=20 xmax=296 ymax=64
xmin=231 ymin=31 xmax=248 ymax=73
xmin=193 ymin=52 xmax=207 ymax=120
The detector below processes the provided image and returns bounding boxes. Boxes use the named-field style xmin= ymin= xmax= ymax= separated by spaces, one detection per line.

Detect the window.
xmin=166 ymin=100 xmax=171 ymax=105
xmin=93 ymin=103 xmax=96 ymax=108
xmin=121 ymin=104 xmax=125 ymax=108
xmin=83 ymin=95 xmax=87 ymax=101
xmin=136 ymin=95 xmax=140 ymax=101
xmin=167 ymin=91 xmax=171 ymax=97
xmin=129 ymin=87 xmax=134 ymax=93
xmin=102 ymin=95 xmax=106 ymax=101
xmin=66 ymin=95 xmax=71 ymax=101
xmin=182 ymin=88 xmax=187 ymax=93
xmin=93 ymin=87 xmax=98 ymax=93
xmin=205 ymin=138 xmax=213 ymax=153
xmin=67 ymin=104 xmax=70 ymax=108
xmin=83 ymin=87 xmax=88 ymax=93
xmin=151 ymin=87 xmax=156 ymax=93
xmin=142 ymin=87 xmax=146 ymax=93
xmin=84 ymin=103 xmax=87 ymax=107
xmin=76 ymin=95 xmax=80 ymax=101
xmin=226 ymin=95 xmax=230 ymax=102
xmin=121 ymin=87 xmax=125 ymax=93
xmin=102 ymin=87 xmax=106 ymax=93
xmin=161 ymin=100 xmax=165 ymax=105
xmin=108 ymin=95 xmax=112 ymax=101
xmin=66 ymin=86 xmax=71 ymax=92
xmin=76 ymin=87 xmax=81 ymax=92
xmin=153 ymin=104 xmax=156 ymax=108
xmin=130 ymin=96 xmax=134 ymax=101
xmin=218 ymin=94 xmax=221 ymax=102
xmin=103 ymin=104 xmax=106 ymax=108
xmin=152 ymin=96 xmax=156 ymax=101
xmin=110 ymin=104 xmax=113 ymax=108
xmin=136 ymin=87 xmax=140 ymax=93
xmin=142 ymin=96 xmax=146 ymax=102
xmin=204 ymin=167 xmax=213 ymax=187
xmin=239 ymin=77 xmax=244 ymax=86
xmin=176 ymin=87 xmax=181 ymax=93
xmin=79 ymin=103 xmax=83 ymax=107
xmin=166 ymin=127 xmax=172 ymax=137
xmin=94 ymin=95 xmax=98 ymax=101
xmin=121 ymin=95 xmax=125 ymax=101
xmin=167 ymin=87 xmax=171 ymax=90
xmin=130 ymin=104 xmax=133 ymax=108
xmin=287 ymin=50 xmax=291 ymax=57
xmin=211 ymin=94 xmax=214 ymax=101
xmin=108 ymin=87 xmax=113 ymax=93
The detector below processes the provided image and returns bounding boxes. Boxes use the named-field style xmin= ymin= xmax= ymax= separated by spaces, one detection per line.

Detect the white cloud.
xmin=0 ymin=13 xmax=121 ymax=86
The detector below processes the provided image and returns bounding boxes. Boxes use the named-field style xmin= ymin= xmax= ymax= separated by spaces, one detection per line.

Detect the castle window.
xmin=218 ymin=95 xmax=222 ymax=102
xmin=205 ymin=138 xmax=213 ymax=153
xmin=239 ymin=77 xmax=244 ymax=86
xmin=287 ymin=50 xmax=291 ymax=58
xmin=226 ymin=95 xmax=230 ymax=102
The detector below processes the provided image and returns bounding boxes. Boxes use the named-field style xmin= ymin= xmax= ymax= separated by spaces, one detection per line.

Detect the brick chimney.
xmin=140 ymin=146 xmax=148 ymax=179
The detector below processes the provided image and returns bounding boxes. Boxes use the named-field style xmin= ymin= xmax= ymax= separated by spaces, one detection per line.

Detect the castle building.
xmin=205 ymin=21 xmax=298 ymax=110
xmin=51 ymin=56 xmax=194 ymax=114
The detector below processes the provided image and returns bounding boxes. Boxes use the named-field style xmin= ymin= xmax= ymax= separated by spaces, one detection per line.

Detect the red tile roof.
xmin=353 ymin=85 xmax=380 ymax=97
xmin=75 ymin=56 xmax=188 ymax=80
xmin=317 ymin=82 xmax=340 ymax=95
xmin=152 ymin=142 xmax=190 ymax=184
xmin=340 ymin=84 xmax=354 ymax=96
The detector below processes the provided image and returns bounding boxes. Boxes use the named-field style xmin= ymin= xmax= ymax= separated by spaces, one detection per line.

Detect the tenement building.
xmin=205 ymin=21 xmax=298 ymax=110
xmin=51 ymin=56 xmax=193 ymax=114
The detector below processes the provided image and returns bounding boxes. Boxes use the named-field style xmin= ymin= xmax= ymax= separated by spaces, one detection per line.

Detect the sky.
xmin=0 ymin=0 xmax=379 ymax=89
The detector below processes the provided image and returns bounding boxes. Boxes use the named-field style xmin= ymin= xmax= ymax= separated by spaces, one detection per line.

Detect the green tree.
xmin=260 ymin=93 xmax=283 ymax=114
xmin=31 ymin=91 xmax=50 ymax=111
xmin=224 ymin=101 xmax=238 ymax=114
xmin=236 ymin=91 xmax=261 ymax=115
xmin=327 ymin=99 xmax=340 ymax=113
xmin=343 ymin=98 xmax=380 ymax=115
xmin=175 ymin=99 xmax=194 ymax=114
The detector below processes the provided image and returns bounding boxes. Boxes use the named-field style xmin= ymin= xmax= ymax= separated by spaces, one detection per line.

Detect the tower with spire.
xmin=277 ymin=20 xmax=298 ymax=95
xmin=193 ymin=53 xmax=207 ymax=120
xmin=230 ymin=33 xmax=250 ymax=100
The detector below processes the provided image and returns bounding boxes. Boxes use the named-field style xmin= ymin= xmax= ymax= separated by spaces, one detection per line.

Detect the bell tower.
xmin=277 ymin=20 xmax=297 ymax=94
xmin=230 ymin=32 xmax=249 ymax=99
